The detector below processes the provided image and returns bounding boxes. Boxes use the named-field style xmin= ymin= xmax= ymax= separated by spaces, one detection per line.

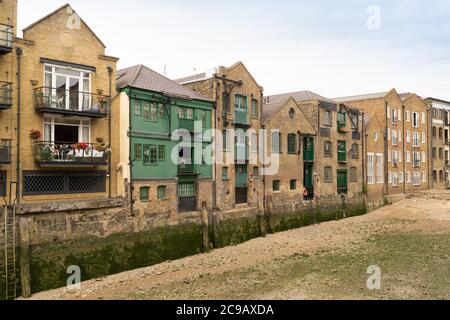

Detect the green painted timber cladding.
xmin=122 ymin=87 xmax=213 ymax=180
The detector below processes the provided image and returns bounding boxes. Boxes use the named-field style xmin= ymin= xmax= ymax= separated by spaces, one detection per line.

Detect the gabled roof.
xmin=262 ymin=96 xmax=316 ymax=134
xmin=23 ymin=4 xmax=107 ymax=48
xmin=334 ymin=92 xmax=388 ymax=103
xmin=117 ymin=65 xmax=213 ymax=102
xmin=265 ymin=90 xmax=336 ymax=105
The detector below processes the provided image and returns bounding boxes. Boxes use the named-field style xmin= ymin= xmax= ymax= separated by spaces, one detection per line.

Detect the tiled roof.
xmin=265 ymin=90 xmax=336 ymax=105
xmin=333 ymin=92 xmax=387 ymax=103
xmin=117 ymin=65 xmax=212 ymax=102
xmin=262 ymin=100 xmax=287 ymax=122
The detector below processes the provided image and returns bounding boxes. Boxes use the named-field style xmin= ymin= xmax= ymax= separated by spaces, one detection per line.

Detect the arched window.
xmin=324 ymin=141 xmax=332 ymax=157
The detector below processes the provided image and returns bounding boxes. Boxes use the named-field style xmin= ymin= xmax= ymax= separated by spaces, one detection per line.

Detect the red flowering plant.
xmin=29 ymin=129 xmax=42 ymax=140
xmin=73 ymin=142 xmax=89 ymax=150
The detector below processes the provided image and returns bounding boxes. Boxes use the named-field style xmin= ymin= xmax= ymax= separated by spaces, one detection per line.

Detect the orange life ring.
xmin=303 ymin=188 xmax=308 ymax=197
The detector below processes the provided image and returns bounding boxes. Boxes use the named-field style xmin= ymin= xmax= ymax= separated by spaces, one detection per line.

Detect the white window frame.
xmin=43 ymin=117 xmax=91 ymax=143
xmin=368 ymin=153 xmax=375 ymax=185
xmin=412 ymin=112 xmax=419 ymax=128
xmin=406 ymin=110 xmax=411 ymax=122
xmin=406 ymin=131 xmax=411 ymax=143
xmin=422 ymin=132 xmax=426 ymax=144
xmin=376 ymin=153 xmax=384 ymax=184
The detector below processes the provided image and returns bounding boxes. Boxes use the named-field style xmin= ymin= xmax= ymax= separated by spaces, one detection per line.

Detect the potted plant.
xmin=93 ymin=143 xmax=111 ymax=162
xmin=73 ymin=142 xmax=90 ymax=162
xmin=29 ymin=129 xmax=42 ymax=140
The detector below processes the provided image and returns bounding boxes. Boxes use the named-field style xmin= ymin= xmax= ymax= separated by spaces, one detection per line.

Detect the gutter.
xmin=107 ymin=66 xmax=113 ymax=198
xmin=15 ymin=47 xmax=23 ymax=204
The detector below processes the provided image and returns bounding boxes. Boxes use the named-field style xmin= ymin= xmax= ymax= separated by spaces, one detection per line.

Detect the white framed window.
xmin=421 ymin=112 xmax=426 ymax=124
xmin=412 ymin=112 xmax=420 ymax=128
xmin=43 ymin=117 xmax=91 ymax=143
xmin=399 ymin=172 xmax=404 ymax=183
xmin=406 ymin=151 xmax=411 ymax=163
xmin=413 ymin=172 xmax=421 ymax=186
xmin=422 ymin=151 xmax=427 ymax=163
xmin=406 ymin=171 xmax=411 ymax=183
xmin=399 ymin=151 xmax=402 ymax=163
xmin=422 ymin=132 xmax=426 ymax=144
xmin=422 ymin=171 xmax=427 ymax=183
xmin=392 ymin=172 xmax=399 ymax=187
xmin=406 ymin=110 xmax=411 ymax=122
xmin=392 ymin=108 xmax=398 ymax=123
xmin=368 ymin=153 xmax=375 ymax=185
xmin=398 ymin=109 xmax=402 ymax=121
xmin=398 ymin=129 xmax=402 ymax=142
xmin=406 ymin=131 xmax=411 ymax=143
xmin=392 ymin=150 xmax=399 ymax=167
xmin=392 ymin=130 xmax=398 ymax=146
xmin=387 ymin=128 xmax=391 ymax=141
xmin=376 ymin=154 xmax=384 ymax=184
xmin=388 ymin=149 xmax=391 ymax=162
xmin=387 ymin=106 xmax=391 ymax=119
xmin=412 ymin=132 xmax=420 ymax=147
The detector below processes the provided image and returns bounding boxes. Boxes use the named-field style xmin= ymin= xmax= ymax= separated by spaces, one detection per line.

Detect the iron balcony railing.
xmin=0 ymin=140 xmax=12 ymax=163
xmin=0 ymin=81 xmax=13 ymax=108
xmin=34 ymin=87 xmax=110 ymax=118
xmin=0 ymin=24 xmax=13 ymax=52
xmin=178 ymin=163 xmax=195 ymax=175
xmin=33 ymin=142 xmax=109 ymax=166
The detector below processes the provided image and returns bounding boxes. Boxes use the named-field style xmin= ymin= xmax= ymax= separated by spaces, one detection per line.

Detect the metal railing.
xmin=0 ymin=24 xmax=13 ymax=49
xmin=178 ymin=163 xmax=194 ymax=174
xmin=33 ymin=141 xmax=109 ymax=165
xmin=0 ymin=81 xmax=12 ymax=107
xmin=34 ymin=87 xmax=109 ymax=116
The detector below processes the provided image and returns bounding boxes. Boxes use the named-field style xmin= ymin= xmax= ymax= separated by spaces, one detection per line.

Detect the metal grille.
xmin=0 ymin=171 xmax=5 ymax=196
xmin=23 ymin=171 xmax=106 ymax=195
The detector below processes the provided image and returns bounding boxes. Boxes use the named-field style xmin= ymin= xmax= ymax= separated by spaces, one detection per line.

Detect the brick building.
xmin=424 ymin=97 xmax=450 ymax=189
xmin=265 ymin=91 xmax=364 ymax=200
xmin=0 ymin=2 xmax=120 ymax=204
xmin=177 ymin=62 xmax=264 ymax=212
xmin=335 ymin=89 xmax=430 ymax=198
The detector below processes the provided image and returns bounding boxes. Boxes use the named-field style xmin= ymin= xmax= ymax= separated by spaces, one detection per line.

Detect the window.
xmin=179 ymin=107 xmax=194 ymax=120
xmin=273 ymin=180 xmax=280 ymax=192
xmin=143 ymin=102 xmax=156 ymax=121
xmin=235 ymin=94 xmax=247 ymax=110
xmin=392 ymin=108 xmax=398 ymax=123
xmin=251 ymin=99 xmax=258 ymax=118
xmin=134 ymin=144 xmax=142 ymax=161
xmin=134 ymin=99 xmax=141 ymax=116
xmin=432 ymin=127 xmax=437 ymax=138
xmin=351 ymin=143 xmax=359 ymax=159
xmin=337 ymin=141 xmax=347 ymax=162
xmin=272 ymin=131 xmax=281 ymax=154
xmin=159 ymin=104 xmax=166 ymax=118
xmin=158 ymin=145 xmax=165 ymax=161
xmin=392 ymin=150 xmax=399 ymax=167
xmin=350 ymin=167 xmax=357 ymax=182
xmin=323 ymin=110 xmax=332 ymax=127
xmin=157 ymin=186 xmax=167 ymax=200
xmin=422 ymin=172 xmax=427 ymax=183
xmin=432 ymin=148 xmax=437 ymax=159
xmin=412 ymin=112 xmax=419 ymax=128
xmin=251 ymin=133 xmax=258 ymax=153
xmin=350 ymin=112 xmax=359 ymax=130
xmin=197 ymin=110 xmax=207 ymax=127
xmin=421 ymin=112 xmax=426 ymax=124
xmin=337 ymin=112 xmax=346 ymax=129
xmin=288 ymin=133 xmax=297 ymax=154
xmin=387 ymin=128 xmax=391 ymax=141
xmin=223 ymin=130 xmax=228 ymax=151
xmin=324 ymin=167 xmax=333 ymax=183
xmin=144 ymin=145 xmax=157 ymax=165
xmin=406 ymin=151 xmax=411 ymax=163
xmin=406 ymin=131 xmax=411 ymax=143
xmin=406 ymin=110 xmax=411 ymax=122
xmin=406 ymin=171 xmax=411 ymax=183
xmin=413 ymin=172 xmax=421 ymax=186
xmin=412 ymin=132 xmax=420 ymax=147
xmin=324 ymin=141 xmax=332 ymax=157
xmin=399 ymin=172 xmax=404 ymax=183
xmin=439 ymin=128 xmax=443 ymax=139
xmin=252 ymin=166 xmax=259 ymax=178
xmin=422 ymin=152 xmax=427 ymax=163
xmin=392 ymin=130 xmax=398 ymax=146
xmin=222 ymin=93 xmax=230 ymax=114
xmin=222 ymin=167 xmax=229 ymax=180
xmin=387 ymin=106 xmax=391 ymax=119
xmin=398 ymin=109 xmax=402 ymax=121
xmin=376 ymin=154 xmax=384 ymax=184
xmin=422 ymin=132 xmax=426 ymax=144
xmin=373 ymin=132 xmax=378 ymax=142
xmin=413 ymin=152 xmax=421 ymax=167
xmin=140 ymin=187 xmax=150 ymax=201
xmin=439 ymin=148 xmax=444 ymax=159
xmin=392 ymin=172 xmax=399 ymax=187
xmin=368 ymin=153 xmax=375 ymax=185
xmin=398 ymin=129 xmax=402 ymax=142
xmin=388 ymin=171 xmax=392 ymax=184
xmin=290 ymin=180 xmax=297 ymax=190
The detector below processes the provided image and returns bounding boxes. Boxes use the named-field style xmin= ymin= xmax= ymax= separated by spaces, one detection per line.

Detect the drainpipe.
xmin=15 ymin=47 xmax=22 ymax=204
xmin=361 ymin=112 xmax=367 ymax=196
xmin=212 ymin=80 xmax=219 ymax=211
xmin=128 ymin=88 xmax=134 ymax=216
xmin=428 ymin=106 xmax=433 ymax=189
xmin=403 ymin=104 xmax=407 ymax=194
xmin=107 ymin=66 xmax=113 ymax=198
xmin=384 ymin=100 xmax=389 ymax=197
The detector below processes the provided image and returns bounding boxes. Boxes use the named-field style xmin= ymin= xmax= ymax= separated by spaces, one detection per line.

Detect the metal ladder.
xmin=1 ymin=205 xmax=16 ymax=300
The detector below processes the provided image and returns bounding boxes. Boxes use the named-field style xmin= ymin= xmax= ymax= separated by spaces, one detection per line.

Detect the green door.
xmin=337 ymin=170 xmax=348 ymax=195
xmin=303 ymin=137 xmax=314 ymax=162
xmin=303 ymin=163 xmax=314 ymax=199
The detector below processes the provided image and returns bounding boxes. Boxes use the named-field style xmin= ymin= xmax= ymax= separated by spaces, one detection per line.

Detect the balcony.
xmin=0 ymin=82 xmax=12 ymax=109
xmin=33 ymin=142 xmax=109 ymax=167
xmin=34 ymin=87 xmax=109 ymax=118
xmin=0 ymin=24 xmax=13 ymax=54
xmin=179 ymin=119 xmax=195 ymax=132
xmin=234 ymin=110 xmax=249 ymax=127
xmin=178 ymin=163 xmax=196 ymax=175
xmin=0 ymin=141 xmax=12 ymax=164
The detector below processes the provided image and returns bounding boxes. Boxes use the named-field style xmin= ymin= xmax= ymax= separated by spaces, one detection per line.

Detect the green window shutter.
xmin=140 ymin=187 xmax=149 ymax=201
xmin=157 ymin=186 xmax=166 ymax=200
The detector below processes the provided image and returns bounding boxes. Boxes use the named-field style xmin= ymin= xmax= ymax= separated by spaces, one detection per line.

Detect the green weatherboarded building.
xmin=117 ymin=65 xmax=214 ymax=213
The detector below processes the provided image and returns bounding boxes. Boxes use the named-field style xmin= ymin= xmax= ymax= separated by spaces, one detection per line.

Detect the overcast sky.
xmin=17 ymin=0 xmax=450 ymax=100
